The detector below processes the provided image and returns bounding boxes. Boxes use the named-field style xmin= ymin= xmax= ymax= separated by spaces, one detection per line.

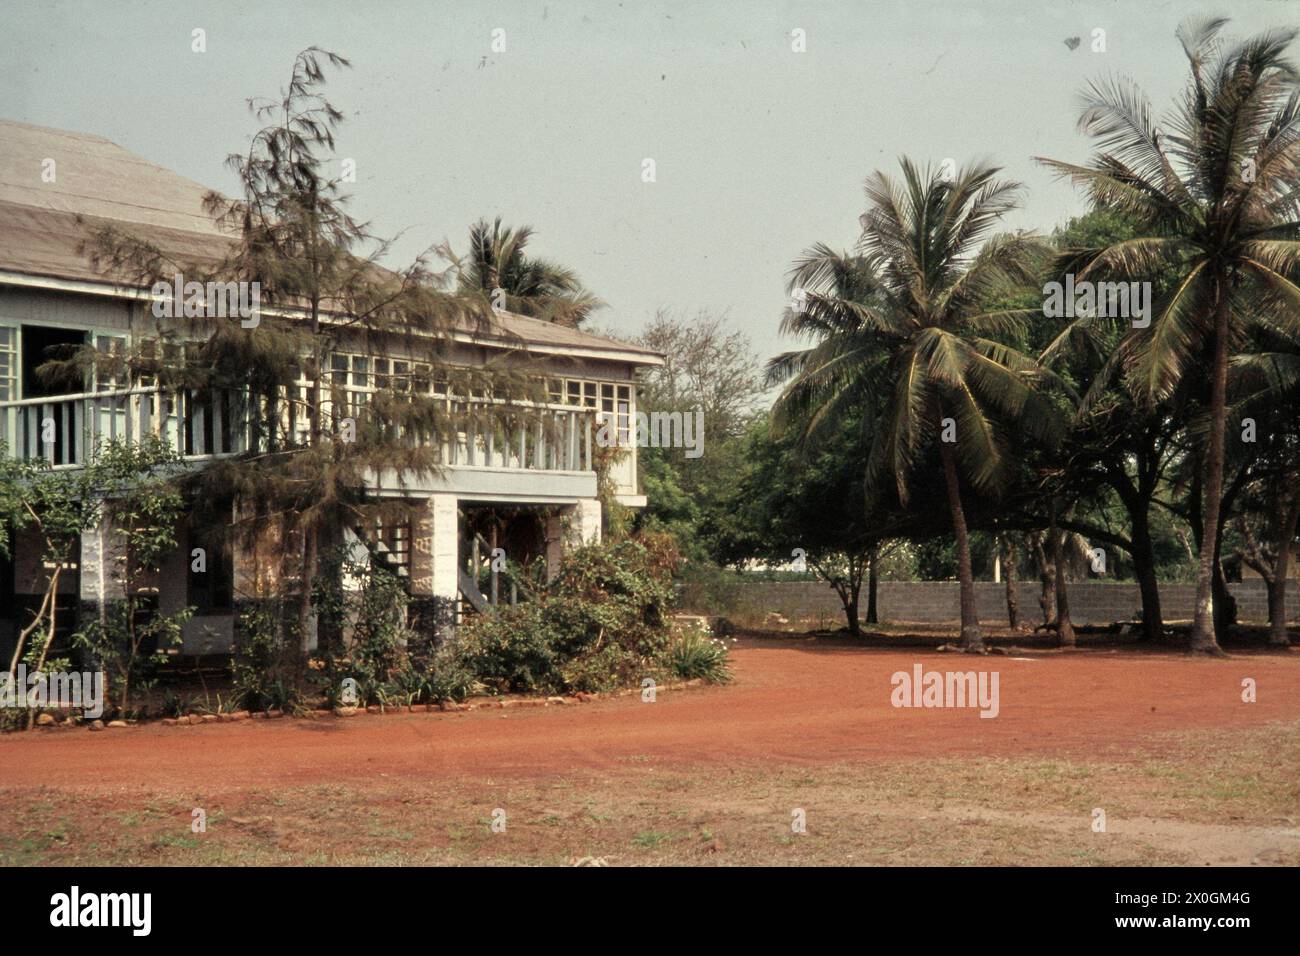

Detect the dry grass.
xmin=3 ymin=719 xmax=1297 ymax=866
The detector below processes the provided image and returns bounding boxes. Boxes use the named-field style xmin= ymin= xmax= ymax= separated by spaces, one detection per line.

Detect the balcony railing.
xmin=0 ymin=386 xmax=598 ymax=473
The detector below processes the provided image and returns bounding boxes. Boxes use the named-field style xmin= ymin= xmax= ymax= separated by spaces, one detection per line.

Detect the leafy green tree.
xmin=1038 ymin=209 xmax=1188 ymax=641
xmin=633 ymin=309 xmax=765 ymax=562
xmin=720 ymin=416 xmax=879 ymax=636
xmin=0 ymin=437 xmax=186 ymax=723
xmin=1231 ymin=321 xmax=1300 ymax=644
xmin=72 ymin=438 xmax=192 ymax=718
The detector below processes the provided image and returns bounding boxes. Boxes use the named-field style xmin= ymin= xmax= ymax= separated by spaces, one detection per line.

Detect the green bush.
xmin=232 ymin=602 xmax=300 ymax=712
xmin=457 ymin=533 xmax=680 ymax=695
xmin=662 ymin=625 xmax=733 ymax=684
xmin=308 ymin=547 xmax=481 ymax=708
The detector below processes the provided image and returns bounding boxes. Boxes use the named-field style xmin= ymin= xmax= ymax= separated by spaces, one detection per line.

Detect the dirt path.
xmin=2 ymin=640 xmax=1297 ymax=792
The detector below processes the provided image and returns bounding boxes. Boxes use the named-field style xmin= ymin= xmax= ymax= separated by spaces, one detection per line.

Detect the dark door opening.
xmin=20 ymin=326 xmax=87 ymax=464
xmin=21 ymin=325 xmax=85 ymax=398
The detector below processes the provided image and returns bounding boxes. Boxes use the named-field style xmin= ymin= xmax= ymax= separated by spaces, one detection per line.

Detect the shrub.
xmin=662 ymin=625 xmax=733 ymax=684
xmin=457 ymin=533 xmax=681 ymax=695
xmin=231 ymin=602 xmax=299 ymax=712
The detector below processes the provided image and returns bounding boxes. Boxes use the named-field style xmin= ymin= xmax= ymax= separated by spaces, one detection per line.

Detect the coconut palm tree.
xmin=456 ymin=217 xmax=603 ymax=327
xmin=1038 ymin=17 xmax=1300 ymax=653
xmin=768 ymin=159 xmax=1062 ymax=651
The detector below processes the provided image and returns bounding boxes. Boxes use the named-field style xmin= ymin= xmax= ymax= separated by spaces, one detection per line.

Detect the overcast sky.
xmin=2 ymin=0 xmax=1295 ymax=363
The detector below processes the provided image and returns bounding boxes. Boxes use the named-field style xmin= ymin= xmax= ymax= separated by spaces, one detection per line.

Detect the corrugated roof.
xmin=0 ymin=119 xmax=661 ymax=363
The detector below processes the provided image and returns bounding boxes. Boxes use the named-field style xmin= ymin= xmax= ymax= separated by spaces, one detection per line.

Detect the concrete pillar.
xmin=78 ymin=516 xmax=124 ymax=609
xmin=571 ymin=498 xmax=601 ymax=547
xmin=412 ymin=497 xmax=455 ymax=599
xmin=407 ymin=494 xmax=459 ymax=641
xmin=429 ymin=494 xmax=459 ymax=602
xmin=544 ymin=498 xmax=602 ymax=583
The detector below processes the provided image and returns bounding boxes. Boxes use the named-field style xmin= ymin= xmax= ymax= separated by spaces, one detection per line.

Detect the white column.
xmin=428 ymin=493 xmax=459 ymax=602
xmin=545 ymin=499 xmax=602 ymax=583
xmin=79 ymin=517 xmax=124 ymax=611
xmin=570 ymin=498 xmax=601 ymax=547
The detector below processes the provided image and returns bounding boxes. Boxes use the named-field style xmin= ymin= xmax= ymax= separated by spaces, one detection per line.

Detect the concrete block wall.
xmin=704 ymin=580 xmax=1299 ymax=626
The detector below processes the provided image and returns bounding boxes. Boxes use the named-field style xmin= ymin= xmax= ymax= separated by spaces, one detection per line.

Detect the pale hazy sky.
xmin=2 ymin=0 xmax=1295 ymax=361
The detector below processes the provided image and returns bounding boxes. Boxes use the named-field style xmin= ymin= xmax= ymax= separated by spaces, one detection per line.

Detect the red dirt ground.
xmin=2 ymin=638 xmax=1297 ymax=792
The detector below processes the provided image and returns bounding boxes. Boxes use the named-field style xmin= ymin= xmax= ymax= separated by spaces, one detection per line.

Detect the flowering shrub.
xmin=662 ymin=622 xmax=734 ymax=684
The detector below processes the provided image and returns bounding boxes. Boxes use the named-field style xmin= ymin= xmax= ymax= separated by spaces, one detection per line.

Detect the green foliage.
xmin=457 ymin=534 xmax=681 ymax=695
xmin=662 ymin=624 xmax=733 ymax=684
xmin=65 ymin=438 xmax=192 ymax=719
xmin=309 ymin=546 xmax=477 ymax=707
xmin=231 ymin=603 xmax=298 ymax=713
xmin=454 ymin=217 xmax=604 ymax=327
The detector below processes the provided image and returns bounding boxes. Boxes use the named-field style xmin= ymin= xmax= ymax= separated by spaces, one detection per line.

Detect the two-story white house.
xmin=0 ymin=119 xmax=662 ymax=659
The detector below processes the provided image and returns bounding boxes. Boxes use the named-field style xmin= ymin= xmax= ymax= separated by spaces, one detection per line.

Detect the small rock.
xmin=88 ymin=720 xmax=105 ymax=732
xmin=36 ymin=713 xmax=56 ymax=726
xmin=201 ymin=714 xmax=218 ymax=723
xmin=335 ymin=706 xmax=359 ymax=717
xmin=546 ymin=696 xmax=567 ymax=705
xmin=162 ymin=718 xmax=179 ymax=726
xmin=106 ymin=720 xmax=128 ymax=728
xmin=266 ymin=709 xmax=283 ymax=719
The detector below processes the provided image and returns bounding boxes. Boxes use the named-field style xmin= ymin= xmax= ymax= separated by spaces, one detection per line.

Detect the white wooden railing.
xmin=0 ymin=386 xmax=597 ymax=473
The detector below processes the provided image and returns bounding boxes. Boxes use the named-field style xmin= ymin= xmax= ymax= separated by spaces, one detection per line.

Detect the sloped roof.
xmin=0 ymin=119 xmax=661 ymax=364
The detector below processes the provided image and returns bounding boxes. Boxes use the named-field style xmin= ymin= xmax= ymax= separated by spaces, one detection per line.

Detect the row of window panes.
xmin=0 ymin=327 xmax=15 ymax=401
xmin=334 ymin=353 xmax=444 ymax=395
xmin=544 ymin=379 xmax=633 ymax=442
xmin=547 ymin=379 xmax=632 ymax=408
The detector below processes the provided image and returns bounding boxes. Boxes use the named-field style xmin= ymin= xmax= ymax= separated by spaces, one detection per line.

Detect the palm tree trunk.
xmin=1050 ymin=501 xmax=1076 ymax=648
xmin=1190 ymin=289 xmax=1230 ymax=655
xmin=939 ymin=442 xmax=982 ymax=651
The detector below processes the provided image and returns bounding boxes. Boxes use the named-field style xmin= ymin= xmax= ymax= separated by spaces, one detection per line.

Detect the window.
xmin=339 ymin=353 xmax=436 ymax=397
xmin=93 ymin=334 xmax=127 ymax=391
xmin=0 ymin=326 xmax=16 ymax=401
xmin=600 ymin=383 xmax=633 ymax=445
xmin=565 ymin=379 xmax=598 ymax=408
xmin=551 ymin=377 xmax=634 ymax=443
xmin=329 ymin=352 xmax=372 ymax=415
xmin=135 ymin=339 xmax=187 ymax=388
